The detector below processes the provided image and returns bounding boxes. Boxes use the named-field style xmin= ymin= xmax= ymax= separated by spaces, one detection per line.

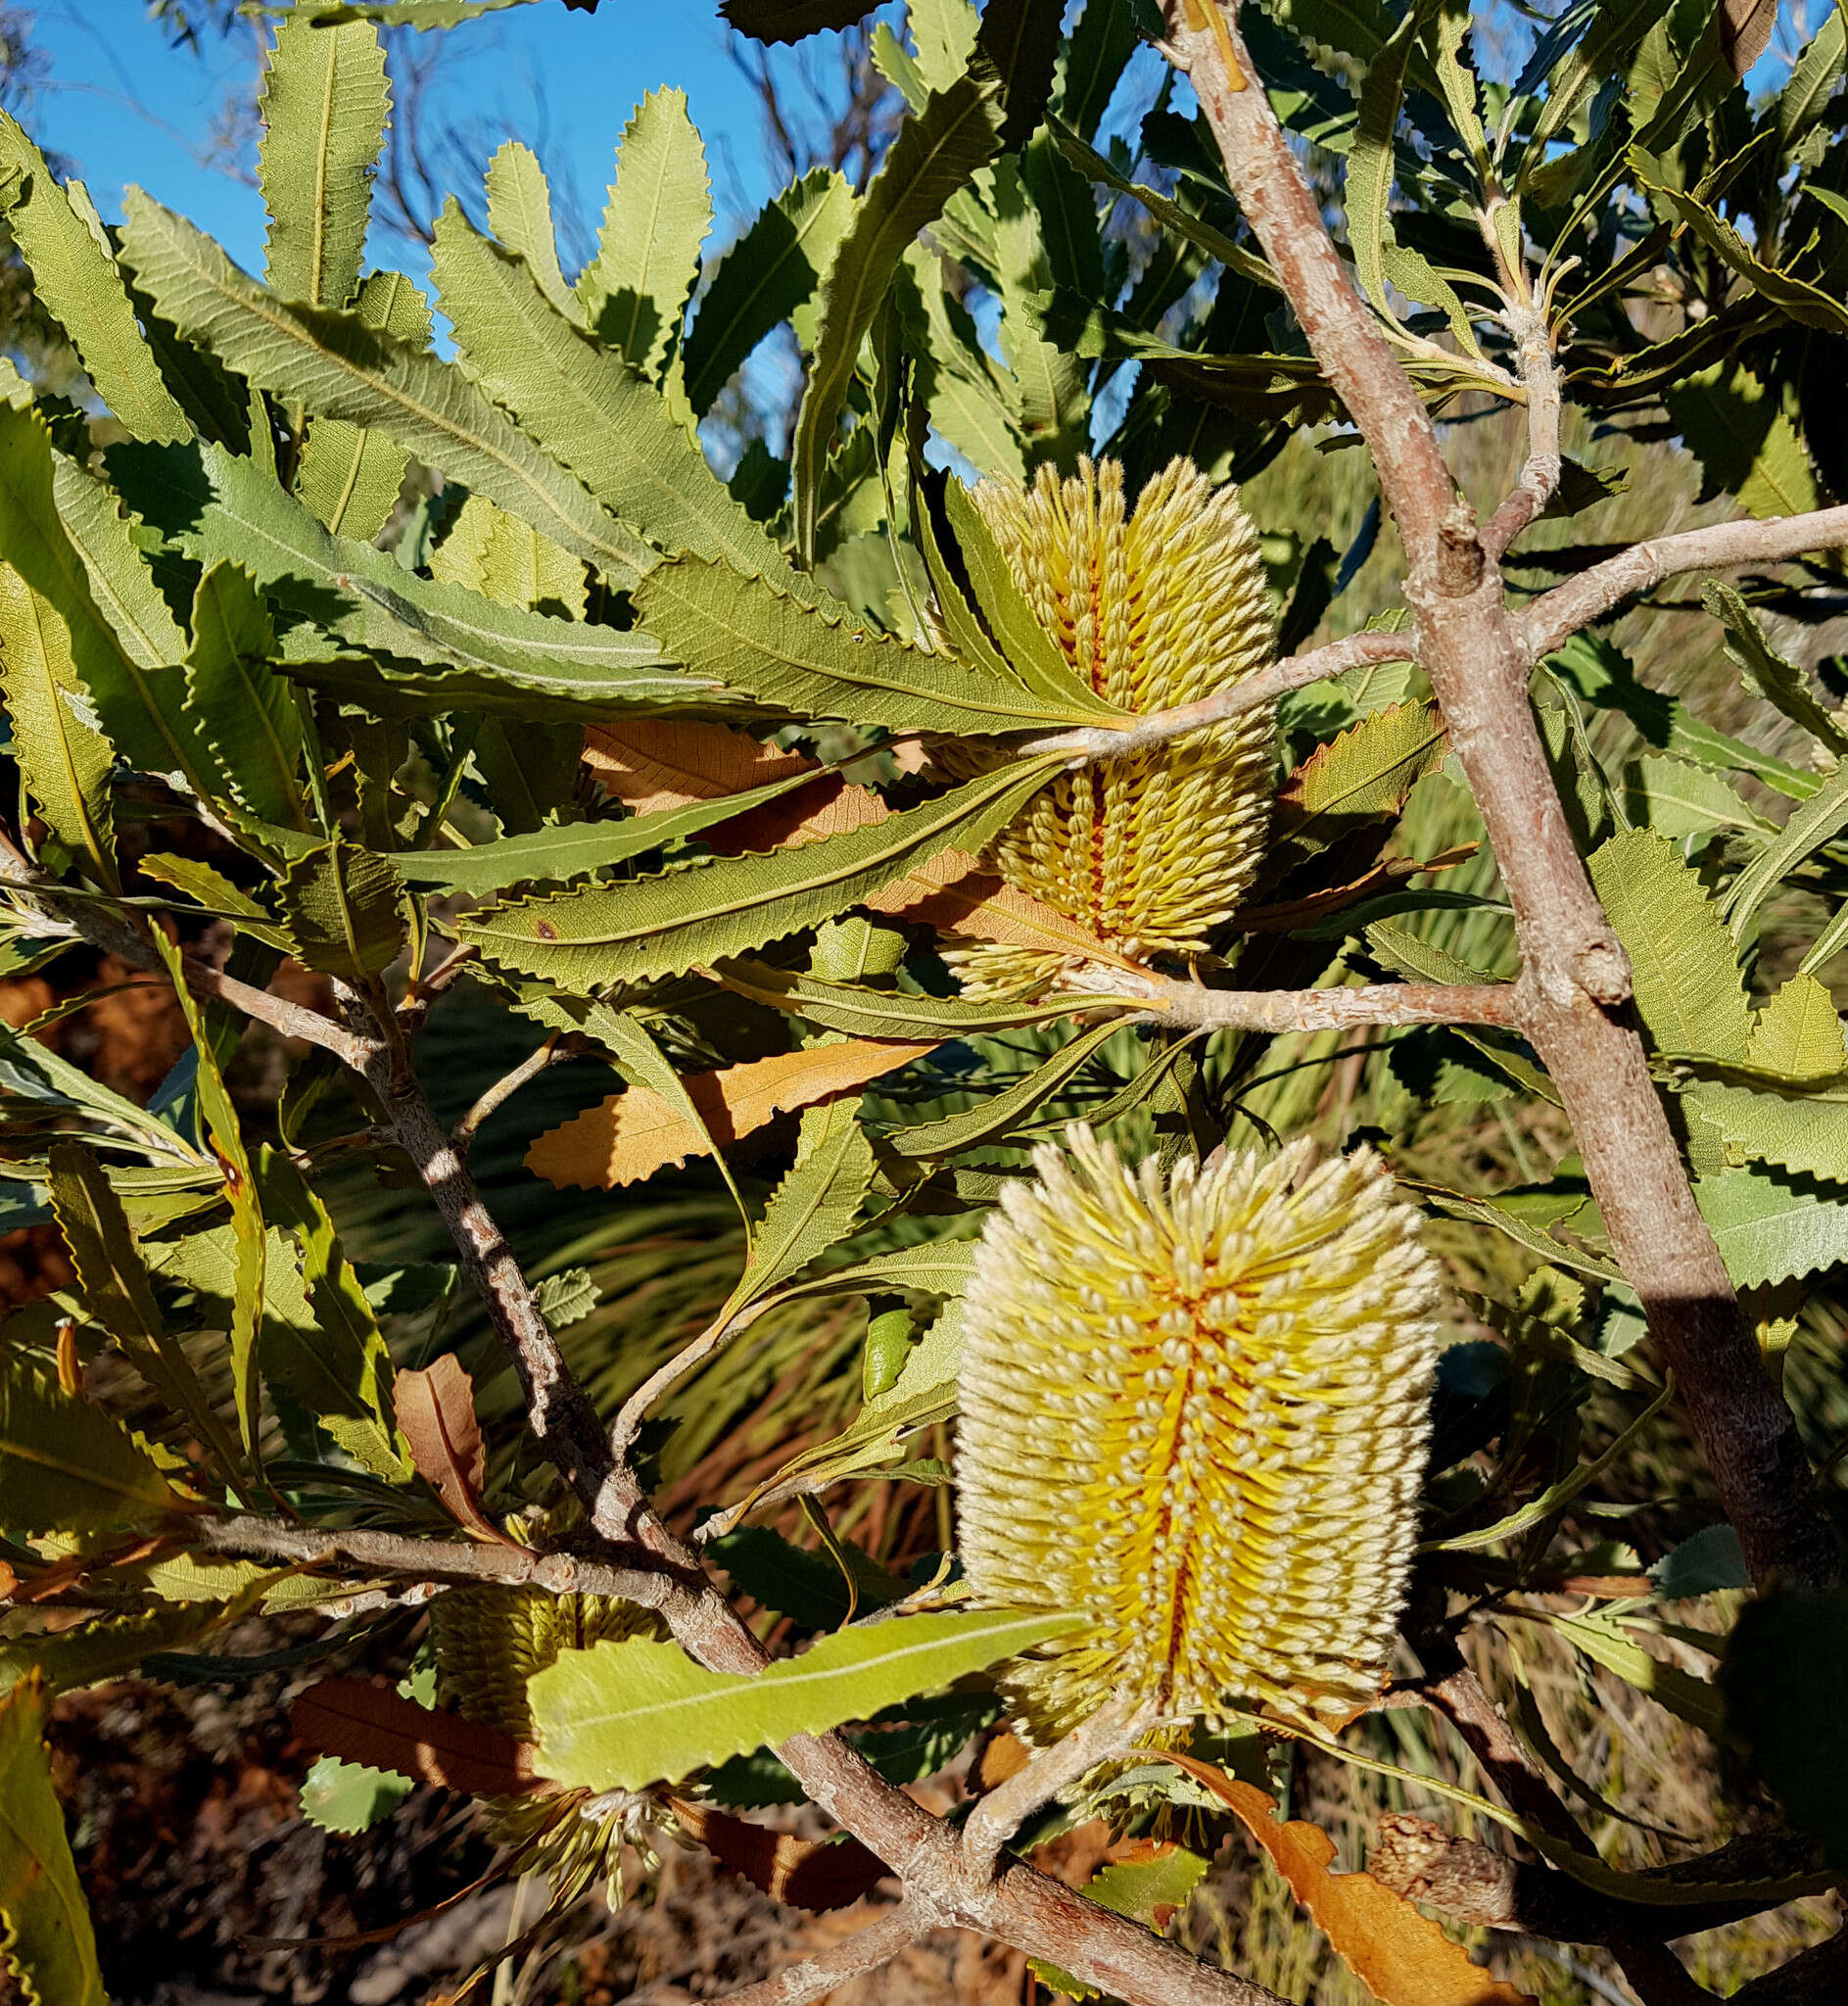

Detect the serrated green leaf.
xmin=1662 ymin=361 xmax=1820 ymax=521
xmin=683 ymin=167 xmax=852 ymax=416
xmin=1587 ymin=829 xmax=1749 ymax=1061
xmin=297 ymin=0 xmax=553 ymax=27
xmin=991 ymin=158 xmax=1090 ymax=466
xmin=149 ymin=929 xmax=266 ymax=1461
xmin=1273 ymin=698 xmax=1447 ymax=864
xmin=300 ymin=1753 xmax=412 ymax=1834
xmin=459 ymin=755 xmax=1062 ymax=985
xmin=1693 ymin=1163 xmax=1848 ymax=1287
xmin=1704 ymin=581 xmax=1848 ymax=757
xmin=275 ymin=838 xmax=405 ymax=981
xmin=257 ymin=1148 xmax=406 ymax=1481
xmin=0 ymin=113 xmax=189 ymax=444
xmin=713 ymin=958 xmax=1095 ymax=1040
xmin=118 ymin=193 xmax=655 ymax=584
xmin=720 ymin=0 xmax=874 ymax=43
xmin=295 ymin=270 xmax=432 ymax=540
xmin=1623 ymin=754 xmax=1775 ymax=840
xmin=941 ymin=474 xmax=1119 ymax=718
xmin=0 ymin=566 xmax=117 ymax=892
xmin=129 ymin=440 xmax=685 ymax=717
xmin=577 ymin=87 xmax=709 ymax=390
xmin=977 ymin=0 xmax=1065 ymax=151
xmin=1538 ymin=1610 xmax=1727 ymax=1740
xmin=0 ymin=1677 xmax=107 ymax=2006
xmin=484 ymin=140 xmax=579 ymax=323
xmin=49 ymin=454 xmax=188 ymax=674
xmin=1550 ymin=633 xmax=1822 ymax=804
xmin=47 ymin=1140 xmax=245 ymax=1484
xmin=182 ymin=561 xmax=307 ymax=833
xmin=887 ymin=1017 xmax=1126 ymax=1159
xmin=257 ymin=14 xmax=388 ymax=310
xmin=426 ymin=492 xmax=585 ymax=617
xmin=1694 ymin=1075 xmax=1848 ymax=1186
xmin=792 ymin=65 xmax=1008 ymax=564
xmin=1047 ymin=118 xmax=1277 ymax=294
xmin=632 ymin=554 xmax=1091 ymax=732
xmin=1777 ymin=6 xmax=1845 ymax=143
xmin=0 ymin=1603 xmax=228 ymax=1701
xmin=1053 ymin=0 xmax=1138 ymax=141
xmin=430 ymin=202 xmax=793 ymax=587
xmin=1643 ymin=167 xmax=1848 ymax=341
xmin=1724 ymin=760 xmax=1848 ymax=940
xmin=1345 ymin=0 xmax=1429 ymax=318
xmin=1750 ymin=973 xmax=1845 ymax=1079
xmin=395 ymin=765 xmax=817 ymax=895
xmin=0 ymin=1354 xmax=174 ymax=1534
xmin=530 ymin=1605 xmax=1079 ymax=1791
xmin=0 ymin=404 xmax=208 ymax=792
xmin=734 ymin=1097 xmax=876 ymax=1309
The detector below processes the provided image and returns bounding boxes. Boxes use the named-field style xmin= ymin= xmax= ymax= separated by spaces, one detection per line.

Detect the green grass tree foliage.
xmin=1 ymin=1 xmax=1848 ymax=2001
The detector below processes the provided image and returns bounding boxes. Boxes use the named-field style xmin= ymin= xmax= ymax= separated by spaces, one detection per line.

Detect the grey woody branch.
xmin=1483 ymin=303 xmax=1564 ymax=561
xmin=1171 ymin=0 xmax=1839 ymax=1592
xmin=1074 ymin=969 xmax=1521 ymax=1033
xmin=1516 ymin=502 xmax=1848 ymax=663
xmin=707 ymin=1902 xmax=927 ymax=2006
xmin=1013 ymin=629 xmax=1415 ymax=763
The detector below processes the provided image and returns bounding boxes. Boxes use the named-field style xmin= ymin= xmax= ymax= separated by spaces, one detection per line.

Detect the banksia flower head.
xmin=955 ymin=1127 xmax=1442 ymax=1741
xmin=948 ymin=456 xmax=1274 ymax=994
xmin=432 ymin=1558 xmax=668 ymax=1897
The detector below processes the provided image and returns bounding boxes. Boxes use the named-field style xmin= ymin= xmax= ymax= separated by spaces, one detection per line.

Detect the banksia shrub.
xmin=432 ymin=1574 xmax=668 ymax=1894
xmin=955 ymin=1128 xmax=1443 ymax=1740
xmin=947 ymin=456 xmax=1275 ymax=994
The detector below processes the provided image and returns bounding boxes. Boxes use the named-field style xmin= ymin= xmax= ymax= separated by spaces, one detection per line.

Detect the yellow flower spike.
xmin=954 ymin=1127 xmax=1443 ymax=1743
xmin=947 ymin=456 xmax=1275 ymax=995
xmin=431 ymin=1567 xmax=669 ymax=1895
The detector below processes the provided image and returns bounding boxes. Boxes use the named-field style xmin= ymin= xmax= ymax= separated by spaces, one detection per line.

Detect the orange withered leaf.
xmin=291 ymin=1677 xmax=544 ymax=1799
xmin=526 ymin=1037 xmax=939 ymax=1190
xmin=1161 ymin=1755 xmax=1538 ymax=2006
xmin=867 ymin=847 xmax=1139 ymax=968
xmin=583 ymin=719 xmax=813 ymax=816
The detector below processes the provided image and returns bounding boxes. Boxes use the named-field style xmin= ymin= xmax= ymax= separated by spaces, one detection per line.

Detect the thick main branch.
xmin=1172 ymin=2 xmax=1837 ymax=1589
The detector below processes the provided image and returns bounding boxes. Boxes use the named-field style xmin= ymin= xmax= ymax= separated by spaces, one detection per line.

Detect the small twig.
xmin=962 ymin=1699 xmax=1154 ymax=1885
xmin=451 ymin=1033 xmax=576 ymax=1155
xmin=1067 ymin=967 xmax=1522 ymax=1033
xmin=1516 ymin=503 xmax=1848 ymax=663
xmin=708 ymin=1901 xmax=928 ymax=2006
xmin=609 ymin=1297 xmax=775 ymax=1462
xmin=1483 ymin=303 xmax=1564 ymax=560
xmin=1013 ymin=630 xmax=1415 ymax=763
xmin=189 ymin=1512 xmax=683 ymax=1611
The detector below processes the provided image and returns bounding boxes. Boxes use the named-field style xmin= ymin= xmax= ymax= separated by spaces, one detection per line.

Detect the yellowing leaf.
xmin=530 ymin=1606 xmax=1080 ymax=1792
xmin=1750 ymin=974 xmax=1846 ymax=1080
xmin=583 ymin=718 xmax=812 ymax=815
xmin=527 ymin=1037 xmax=939 ymax=1189
xmin=0 ymin=1355 xmax=175 ymax=1534
xmin=0 ymin=1677 xmax=107 ymax=2006
xmin=1160 ymin=1756 xmax=1538 ymax=2006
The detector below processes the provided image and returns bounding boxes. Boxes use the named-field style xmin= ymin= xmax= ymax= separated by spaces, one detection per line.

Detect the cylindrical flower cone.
xmin=945 ymin=456 xmax=1275 ymax=994
xmin=955 ymin=1127 xmax=1443 ymax=1740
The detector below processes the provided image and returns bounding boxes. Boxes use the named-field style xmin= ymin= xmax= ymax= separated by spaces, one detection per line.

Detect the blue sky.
xmin=25 ymin=0 xmax=808 ymax=282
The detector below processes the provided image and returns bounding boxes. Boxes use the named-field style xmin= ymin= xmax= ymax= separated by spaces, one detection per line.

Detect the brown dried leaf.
xmin=1159 ymin=1755 xmax=1538 ymax=2006
xmin=292 ymin=1678 xmax=543 ymax=1798
xmin=670 ymin=1796 xmax=888 ymax=1911
xmin=707 ymin=775 xmax=892 ymax=855
xmin=392 ymin=1358 xmax=505 ymax=1543
xmin=1718 ymin=0 xmax=1777 ymax=77
xmin=526 ymin=1037 xmax=940 ymax=1190
xmin=583 ymin=720 xmax=814 ymax=816
xmin=867 ymin=847 xmax=1139 ymax=968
